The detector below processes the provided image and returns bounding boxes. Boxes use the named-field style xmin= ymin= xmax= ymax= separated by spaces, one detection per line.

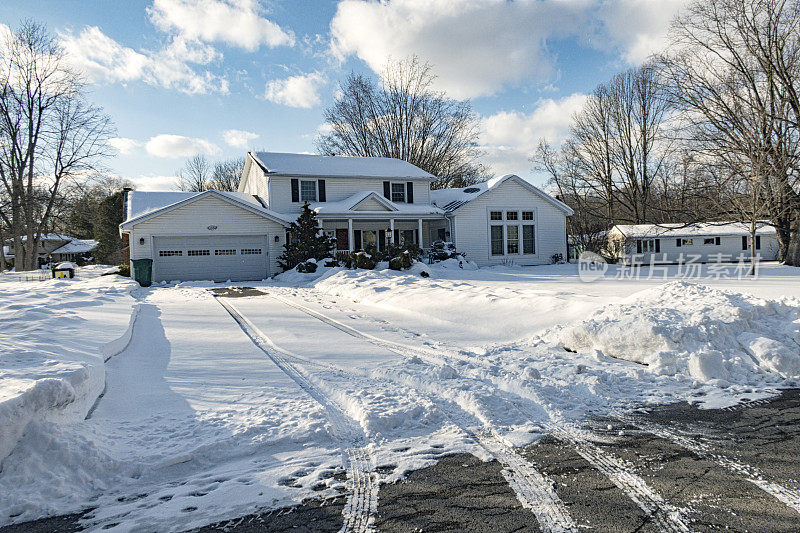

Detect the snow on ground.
xmin=0 ymin=267 xmax=137 ymax=464
xmin=1 ymin=260 xmax=799 ymax=530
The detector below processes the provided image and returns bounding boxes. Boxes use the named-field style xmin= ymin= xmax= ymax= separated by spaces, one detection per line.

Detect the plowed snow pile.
xmin=561 ymin=281 xmax=800 ymax=384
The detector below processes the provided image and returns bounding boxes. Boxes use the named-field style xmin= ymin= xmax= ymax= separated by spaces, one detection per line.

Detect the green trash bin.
xmin=131 ymin=258 xmax=153 ymax=287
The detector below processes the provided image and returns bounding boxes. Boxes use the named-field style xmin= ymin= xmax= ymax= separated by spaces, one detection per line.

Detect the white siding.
xmin=354 ymin=197 xmax=392 ymax=211
xmin=129 ymin=196 xmax=286 ymax=276
xmin=619 ymin=234 xmax=780 ymax=263
xmin=451 ymin=180 xmax=568 ymax=267
xmin=264 ymin=176 xmax=431 ymax=213
xmin=240 ymin=160 xmax=269 ymax=203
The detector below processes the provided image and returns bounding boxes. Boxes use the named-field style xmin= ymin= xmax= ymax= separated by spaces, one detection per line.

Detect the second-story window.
xmin=300 ymin=180 xmax=317 ymax=202
xmin=391 ymin=183 xmax=405 ymax=203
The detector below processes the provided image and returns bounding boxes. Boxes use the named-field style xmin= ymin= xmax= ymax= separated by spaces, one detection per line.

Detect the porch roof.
xmin=309 ymin=191 xmax=444 ymax=218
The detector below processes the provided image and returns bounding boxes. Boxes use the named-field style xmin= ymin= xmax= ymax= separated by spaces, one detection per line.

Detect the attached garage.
xmin=153 ymin=235 xmax=269 ymax=282
xmin=120 ymin=190 xmax=291 ymax=283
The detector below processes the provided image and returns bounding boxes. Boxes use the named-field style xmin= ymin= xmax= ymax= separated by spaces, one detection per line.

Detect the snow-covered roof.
xmin=309 ymin=191 xmax=444 ymax=216
xmin=127 ymin=191 xmax=197 ymax=220
xmin=7 ymin=233 xmax=72 ymax=243
xmin=250 ymin=152 xmax=435 ymax=180
xmin=51 ymin=239 xmax=98 ymax=255
xmin=430 ymin=175 xmax=574 ymax=215
xmin=612 ymin=222 xmax=777 ymax=239
xmin=120 ymin=190 xmax=294 ymax=230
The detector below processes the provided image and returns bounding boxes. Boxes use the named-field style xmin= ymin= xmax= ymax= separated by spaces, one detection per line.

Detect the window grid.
xmin=241 ymin=248 xmax=262 ymax=255
xmin=489 ymin=210 xmax=536 ymax=256
xmin=300 ymin=180 xmax=317 ymax=202
xmin=187 ymin=250 xmax=210 ymax=256
xmin=391 ymin=183 xmax=406 ymax=203
xmin=215 ymin=249 xmax=236 ymax=255
xmin=159 ymin=250 xmax=182 ymax=257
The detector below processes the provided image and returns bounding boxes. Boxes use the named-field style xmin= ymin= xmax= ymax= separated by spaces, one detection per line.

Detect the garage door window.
xmin=188 ymin=250 xmax=209 ymax=256
xmin=215 ymin=249 xmax=236 ymax=255
xmin=241 ymin=248 xmax=262 ymax=255
xmin=159 ymin=250 xmax=182 ymax=256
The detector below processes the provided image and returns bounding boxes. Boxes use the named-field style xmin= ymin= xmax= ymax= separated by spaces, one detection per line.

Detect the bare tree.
xmin=317 ymin=56 xmax=489 ymax=189
xmin=0 ymin=21 xmax=112 ymax=270
xmin=658 ymin=0 xmax=800 ymax=265
xmin=175 ymin=154 xmax=212 ymax=192
xmin=210 ymin=157 xmax=244 ymax=191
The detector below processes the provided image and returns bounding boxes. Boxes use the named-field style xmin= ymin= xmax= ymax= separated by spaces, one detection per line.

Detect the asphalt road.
xmin=4 ymin=390 xmax=799 ymax=533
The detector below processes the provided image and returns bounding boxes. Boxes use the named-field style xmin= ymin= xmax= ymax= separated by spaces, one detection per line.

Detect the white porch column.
xmin=347 ymin=219 xmax=354 ymax=252
xmin=418 ymin=218 xmax=424 ymax=247
xmin=389 ymin=218 xmax=395 ymax=244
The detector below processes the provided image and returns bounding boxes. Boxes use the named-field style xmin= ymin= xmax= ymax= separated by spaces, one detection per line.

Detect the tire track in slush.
xmin=264 ymin=293 xmax=578 ymax=532
xmin=614 ymin=416 xmax=800 ymax=515
xmin=267 ymin=292 xmax=693 ymax=532
xmin=215 ymin=296 xmax=377 ymax=533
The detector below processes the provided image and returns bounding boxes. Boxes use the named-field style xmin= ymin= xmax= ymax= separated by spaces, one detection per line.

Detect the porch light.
xmin=139 ymin=237 xmax=145 ymax=245
xmin=274 ymin=235 xmax=280 ymax=242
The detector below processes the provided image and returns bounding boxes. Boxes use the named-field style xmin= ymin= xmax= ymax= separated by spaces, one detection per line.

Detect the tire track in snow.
xmin=266 ymin=293 xmax=578 ymax=532
xmin=614 ymin=416 xmax=800 ymax=515
xmin=215 ymin=296 xmax=377 ymax=533
xmin=268 ymin=292 xmax=693 ymax=532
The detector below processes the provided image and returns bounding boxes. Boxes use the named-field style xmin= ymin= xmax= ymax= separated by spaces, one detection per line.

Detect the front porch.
xmin=319 ymin=216 xmax=447 ymax=254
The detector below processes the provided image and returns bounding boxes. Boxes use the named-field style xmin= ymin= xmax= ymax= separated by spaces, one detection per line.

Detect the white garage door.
xmin=153 ymin=235 xmax=269 ymax=282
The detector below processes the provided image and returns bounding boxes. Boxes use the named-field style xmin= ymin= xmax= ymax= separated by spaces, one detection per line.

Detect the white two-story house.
xmin=119 ymin=151 xmax=572 ymax=283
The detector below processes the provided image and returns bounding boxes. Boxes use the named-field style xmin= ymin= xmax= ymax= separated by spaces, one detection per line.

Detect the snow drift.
xmin=560 ymin=281 xmax=800 ymax=384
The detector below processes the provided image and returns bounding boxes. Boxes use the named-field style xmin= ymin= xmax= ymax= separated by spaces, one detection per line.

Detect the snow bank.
xmin=0 ymin=275 xmax=137 ymax=464
xmin=560 ymin=281 xmax=800 ymax=384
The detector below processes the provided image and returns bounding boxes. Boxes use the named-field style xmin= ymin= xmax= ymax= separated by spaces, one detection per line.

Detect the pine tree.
xmin=278 ymin=203 xmax=334 ymax=270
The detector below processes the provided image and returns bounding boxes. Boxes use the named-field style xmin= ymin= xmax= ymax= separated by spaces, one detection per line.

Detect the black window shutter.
xmin=291 ymin=179 xmax=299 ymax=202
xmin=756 ymin=235 xmax=761 ymax=249
xmin=655 ymin=239 xmax=660 ymax=253
xmin=318 ymin=179 xmax=326 ymax=202
xmin=676 ymin=239 xmax=681 ymax=247
xmin=394 ymin=229 xmax=399 ymax=243
xmin=383 ymin=181 xmax=391 ymax=199
xmin=715 ymin=237 xmax=720 ymax=245
xmin=742 ymin=236 xmax=748 ymax=250
xmin=636 ymin=240 xmax=642 ymax=253
xmin=354 ymin=230 xmax=362 ymax=251
xmin=378 ymin=230 xmax=386 ymax=252
xmin=406 ymin=182 xmax=414 ymax=203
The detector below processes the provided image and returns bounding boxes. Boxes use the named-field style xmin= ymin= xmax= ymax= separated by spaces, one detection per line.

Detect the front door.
xmin=335 ymin=228 xmax=349 ymax=251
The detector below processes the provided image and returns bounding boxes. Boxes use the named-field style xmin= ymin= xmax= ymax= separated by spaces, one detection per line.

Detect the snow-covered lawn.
xmin=1 ymin=261 xmax=798 ymax=530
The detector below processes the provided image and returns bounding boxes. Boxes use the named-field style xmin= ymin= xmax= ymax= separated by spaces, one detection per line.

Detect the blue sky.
xmin=1 ymin=0 xmax=687 ymax=190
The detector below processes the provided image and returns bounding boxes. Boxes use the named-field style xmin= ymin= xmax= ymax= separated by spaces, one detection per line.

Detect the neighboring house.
xmin=119 ymin=152 xmax=572 ymax=282
xmin=608 ymin=222 xmax=780 ymax=264
xmin=3 ymin=233 xmax=98 ymax=264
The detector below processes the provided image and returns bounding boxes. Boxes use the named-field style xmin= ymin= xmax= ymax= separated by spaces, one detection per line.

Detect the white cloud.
xmin=60 ymin=27 xmax=228 ymax=94
xmin=145 ymin=134 xmax=221 ymax=158
xmin=108 ymin=137 xmax=142 ymax=155
xmin=599 ymin=0 xmax=691 ymax=64
xmin=330 ymin=0 xmax=691 ymax=98
xmin=480 ymin=93 xmax=589 ymax=177
xmin=131 ymin=174 xmax=183 ymax=191
xmin=330 ymin=0 xmax=588 ymax=99
xmin=264 ymin=72 xmax=325 ymax=108
xmin=148 ymin=0 xmax=294 ymax=50
xmin=222 ymin=129 xmax=259 ymax=148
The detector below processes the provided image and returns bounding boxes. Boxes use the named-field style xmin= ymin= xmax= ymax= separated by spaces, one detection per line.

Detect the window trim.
xmin=299 ymin=179 xmax=317 ymax=202
xmin=486 ymin=208 xmax=538 ymax=258
xmin=390 ymin=182 xmax=406 ymax=203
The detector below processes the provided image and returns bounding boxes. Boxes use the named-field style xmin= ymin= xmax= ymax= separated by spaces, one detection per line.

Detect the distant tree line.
xmin=0 ymin=21 xmax=112 ymax=271
xmin=534 ymin=0 xmax=800 ymax=266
